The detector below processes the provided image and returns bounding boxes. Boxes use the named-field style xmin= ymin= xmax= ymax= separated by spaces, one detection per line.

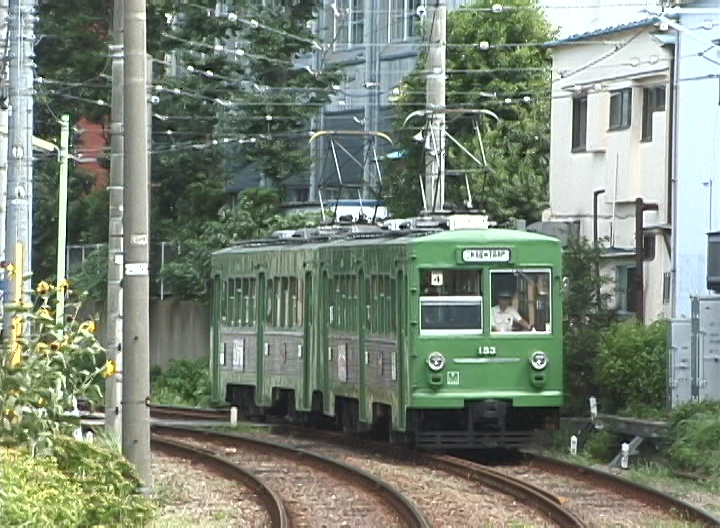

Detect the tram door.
xmin=302 ymin=271 xmax=313 ymax=410
xmin=358 ymin=270 xmax=368 ymax=423
xmin=211 ymin=275 xmax=221 ymax=400
xmin=396 ymin=270 xmax=407 ymax=430
xmin=321 ymin=269 xmax=331 ymax=414
xmin=255 ymin=272 xmax=268 ymax=408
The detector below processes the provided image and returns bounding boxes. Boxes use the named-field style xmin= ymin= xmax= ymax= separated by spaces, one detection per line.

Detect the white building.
xmin=542 ymin=0 xmax=720 ymax=325
xmin=541 ymin=18 xmax=675 ymax=322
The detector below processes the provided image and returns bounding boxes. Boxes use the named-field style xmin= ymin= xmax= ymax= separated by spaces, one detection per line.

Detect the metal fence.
xmin=66 ymin=241 xmax=178 ymax=300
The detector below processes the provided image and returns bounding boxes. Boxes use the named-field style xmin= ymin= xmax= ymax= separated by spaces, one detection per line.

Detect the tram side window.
xmin=295 ymin=278 xmax=303 ymax=327
xmin=421 ymin=270 xmax=481 ymax=296
xmin=266 ymin=279 xmax=275 ymax=327
xmin=419 ymin=270 xmax=483 ymax=333
xmin=490 ymin=270 xmax=551 ymax=333
xmin=221 ymin=280 xmax=228 ymax=324
xmin=237 ymin=278 xmax=246 ymax=326
xmin=247 ymin=278 xmax=256 ymax=326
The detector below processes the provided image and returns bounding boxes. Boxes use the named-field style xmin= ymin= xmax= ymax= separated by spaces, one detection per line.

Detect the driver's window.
xmin=490 ymin=270 xmax=551 ymax=333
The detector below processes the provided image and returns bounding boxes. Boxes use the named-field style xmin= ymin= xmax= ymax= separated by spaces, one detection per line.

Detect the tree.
xmin=32 ymin=1 xmax=337 ymax=300
xmin=33 ymin=0 xmax=115 ymax=281
xmin=562 ymin=237 xmax=615 ymax=414
xmin=386 ymin=0 xmax=556 ymax=224
xmin=160 ymin=188 xmax=319 ymax=299
xmin=148 ymin=1 xmax=338 ymax=299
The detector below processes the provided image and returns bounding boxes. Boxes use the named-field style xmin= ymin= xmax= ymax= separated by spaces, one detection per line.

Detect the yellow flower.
xmin=79 ymin=321 xmax=96 ymax=334
xmin=35 ymin=342 xmax=49 ymax=354
xmin=57 ymin=279 xmax=70 ymax=291
xmin=102 ymin=360 xmax=117 ymax=378
xmin=49 ymin=341 xmax=61 ymax=351
xmin=37 ymin=307 xmax=53 ymax=320
xmin=35 ymin=281 xmax=51 ymax=295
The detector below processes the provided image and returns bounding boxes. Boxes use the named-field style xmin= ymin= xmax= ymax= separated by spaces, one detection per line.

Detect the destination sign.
xmin=461 ymin=248 xmax=511 ymax=263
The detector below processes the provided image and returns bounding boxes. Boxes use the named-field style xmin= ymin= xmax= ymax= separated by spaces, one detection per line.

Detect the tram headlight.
xmin=530 ymin=351 xmax=549 ymax=371
xmin=426 ymin=352 xmax=446 ymax=372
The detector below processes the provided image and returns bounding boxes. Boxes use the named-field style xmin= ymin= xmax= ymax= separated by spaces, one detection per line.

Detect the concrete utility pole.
xmin=424 ymin=0 xmax=446 ymax=213
xmin=4 ymin=0 xmax=35 ymax=333
xmin=0 ymin=0 xmax=10 ymax=310
xmin=105 ymin=0 xmax=124 ymax=441
xmin=55 ymin=114 xmax=69 ymax=328
xmin=122 ymin=0 xmax=151 ymax=487
xmin=362 ymin=0 xmax=378 ymax=200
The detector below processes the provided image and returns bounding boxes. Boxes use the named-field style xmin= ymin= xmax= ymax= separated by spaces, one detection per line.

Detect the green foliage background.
xmin=386 ymin=0 xmax=556 ymax=222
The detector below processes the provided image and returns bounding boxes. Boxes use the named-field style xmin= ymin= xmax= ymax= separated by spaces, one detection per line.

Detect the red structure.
xmin=74 ymin=116 xmax=109 ymax=189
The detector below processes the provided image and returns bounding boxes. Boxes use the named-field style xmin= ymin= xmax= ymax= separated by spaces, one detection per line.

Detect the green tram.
xmin=210 ymin=215 xmax=563 ymax=449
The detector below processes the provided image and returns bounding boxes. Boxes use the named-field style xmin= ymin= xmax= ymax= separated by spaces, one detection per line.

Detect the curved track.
xmin=151 ymin=434 xmax=289 ymax=527
xmin=524 ymin=453 xmax=720 ymax=527
xmin=154 ymin=425 xmax=430 ymax=528
xmin=145 ymin=405 xmax=720 ymax=527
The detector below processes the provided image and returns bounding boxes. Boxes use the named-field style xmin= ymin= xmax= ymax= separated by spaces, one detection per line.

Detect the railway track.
xmin=157 ymin=424 xmax=583 ymax=527
xmin=153 ymin=425 xmax=429 ymax=528
xmin=151 ymin=435 xmax=289 ymax=527
xmin=520 ymin=453 xmax=720 ymax=527
xmin=144 ymin=405 xmax=719 ymax=526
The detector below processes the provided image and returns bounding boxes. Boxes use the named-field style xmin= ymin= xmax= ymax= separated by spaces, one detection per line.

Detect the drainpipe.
xmin=593 ymin=188 xmax=606 ymax=305
xmin=635 ymin=197 xmax=659 ymax=322
xmin=669 ymin=39 xmax=680 ymax=318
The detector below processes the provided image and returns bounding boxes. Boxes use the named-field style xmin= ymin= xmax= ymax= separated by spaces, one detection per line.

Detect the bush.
xmin=0 ymin=438 xmax=156 ymax=527
xmin=0 ymin=446 xmax=84 ymax=526
xmin=666 ymin=401 xmax=720 ymax=477
xmin=151 ymin=357 xmax=213 ymax=407
xmin=51 ymin=436 xmax=155 ymax=526
xmin=596 ymin=319 xmax=668 ymax=414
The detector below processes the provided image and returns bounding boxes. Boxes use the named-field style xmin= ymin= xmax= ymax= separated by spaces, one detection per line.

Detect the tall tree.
xmin=33 ymin=0 xmax=115 ymax=280
xmin=386 ymin=0 xmax=556 ymax=224
xmin=151 ymin=0 xmax=339 ymax=240
xmin=32 ymin=0 xmax=336 ymax=296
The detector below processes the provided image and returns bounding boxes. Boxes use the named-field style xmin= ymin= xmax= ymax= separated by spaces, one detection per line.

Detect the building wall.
xmin=546 ymin=26 xmax=673 ymax=321
xmin=673 ymin=3 xmax=720 ymax=318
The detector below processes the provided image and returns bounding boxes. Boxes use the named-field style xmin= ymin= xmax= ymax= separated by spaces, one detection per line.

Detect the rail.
xmin=525 ymin=453 xmax=720 ymax=527
xmin=151 ymin=434 xmax=289 ymax=528
xmin=153 ymin=425 xmax=430 ymax=528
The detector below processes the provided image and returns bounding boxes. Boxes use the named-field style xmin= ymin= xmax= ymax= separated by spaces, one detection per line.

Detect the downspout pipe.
xmin=593 ymin=188 xmax=606 ymax=305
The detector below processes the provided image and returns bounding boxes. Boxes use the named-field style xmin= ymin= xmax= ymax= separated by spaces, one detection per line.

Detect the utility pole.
xmin=4 ymin=0 xmax=35 ymax=333
xmin=122 ymin=0 xmax=151 ymax=487
xmin=362 ymin=0 xmax=378 ymax=201
xmin=105 ymin=0 xmax=124 ymax=440
xmin=55 ymin=114 xmax=69 ymax=328
xmin=0 ymin=0 xmax=10 ymax=316
xmin=424 ymin=0 xmax=446 ymax=213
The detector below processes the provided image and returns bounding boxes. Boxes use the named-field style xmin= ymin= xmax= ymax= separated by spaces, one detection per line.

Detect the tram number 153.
xmin=478 ymin=346 xmax=496 ymax=356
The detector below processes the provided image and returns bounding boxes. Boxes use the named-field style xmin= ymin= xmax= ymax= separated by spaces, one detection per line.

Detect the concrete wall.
xmin=149 ymin=300 xmax=211 ymax=368
xmin=95 ymin=299 xmax=211 ymax=369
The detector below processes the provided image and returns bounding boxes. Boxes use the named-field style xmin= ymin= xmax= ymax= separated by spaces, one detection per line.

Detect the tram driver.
xmin=492 ymin=292 xmax=532 ymax=332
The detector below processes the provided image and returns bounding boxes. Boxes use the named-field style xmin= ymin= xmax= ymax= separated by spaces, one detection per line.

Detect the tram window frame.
xmin=295 ymin=277 xmax=303 ymax=327
xmin=220 ymin=280 xmax=228 ymax=324
xmin=248 ymin=278 xmax=256 ymax=326
xmin=489 ymin=268 xmax=552 ymax=335
xmin=238 ymin=278 xmax=247 ymax=326
xmin=419 ymin=269 xmax=484 ymax=335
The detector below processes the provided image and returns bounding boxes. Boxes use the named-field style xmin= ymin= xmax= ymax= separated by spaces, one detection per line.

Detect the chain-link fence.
xmin=66 ymin=241 xmax=178 ymax=300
